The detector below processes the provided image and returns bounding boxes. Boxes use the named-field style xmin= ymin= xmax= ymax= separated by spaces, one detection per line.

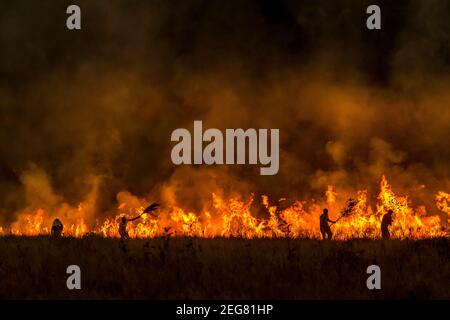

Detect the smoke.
xmin=0 ymin=0 xmax=449 ymax=225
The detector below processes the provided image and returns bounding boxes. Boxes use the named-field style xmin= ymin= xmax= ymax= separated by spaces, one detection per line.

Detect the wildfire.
xmin=2 ymin=176 xmax=449 ymax=239
xmin=436 ymin=191 xmax=450 ymax=217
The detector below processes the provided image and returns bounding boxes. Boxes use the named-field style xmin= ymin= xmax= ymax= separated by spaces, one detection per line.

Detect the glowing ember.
xmin=3 ymin=176 xmax=449 ymax=239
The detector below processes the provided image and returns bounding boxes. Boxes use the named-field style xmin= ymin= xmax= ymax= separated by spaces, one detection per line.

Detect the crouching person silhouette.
xmin=51 ymin=218 xmax=63 ymax=237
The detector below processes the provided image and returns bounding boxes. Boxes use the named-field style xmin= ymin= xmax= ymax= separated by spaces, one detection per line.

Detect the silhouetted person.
xmin=119 ymin=202 xmax=160 ymax=239
xmin=320 ymin=208 xmax=336 ymax=240
xmin=51 ymin=218 xmax=63 ymax=237
xmin=119 ymin=215 xmax=142 ymax=239
xmin=381 ymin=209 xmax=394 ymax=239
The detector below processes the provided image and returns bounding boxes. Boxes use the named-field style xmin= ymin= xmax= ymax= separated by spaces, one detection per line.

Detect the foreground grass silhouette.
xmin=0 ymin=236 xmax=448 ymax=299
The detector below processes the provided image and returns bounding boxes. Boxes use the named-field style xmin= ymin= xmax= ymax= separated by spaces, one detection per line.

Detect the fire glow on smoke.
xmin=5 ymin=176 xmax=449 ymax=239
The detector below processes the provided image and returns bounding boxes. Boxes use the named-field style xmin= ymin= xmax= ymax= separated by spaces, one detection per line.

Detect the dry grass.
xmin=0 ymin=236 xmax=448 ymax=299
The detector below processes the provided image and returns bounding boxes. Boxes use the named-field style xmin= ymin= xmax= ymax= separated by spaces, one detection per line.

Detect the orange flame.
xmin=3 ymin=176 xmax=449 ymax=239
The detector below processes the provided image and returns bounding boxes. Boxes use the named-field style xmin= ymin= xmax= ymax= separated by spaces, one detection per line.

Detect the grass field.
xmin=0 ymin=236 xmax=448 ymax=299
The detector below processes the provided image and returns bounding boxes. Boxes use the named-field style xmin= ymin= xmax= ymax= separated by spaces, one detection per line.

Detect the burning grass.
xmin=0 ymin=236 xmax=448 ymax=299
xmin=4 ymin=176 xmax=449 ymax=239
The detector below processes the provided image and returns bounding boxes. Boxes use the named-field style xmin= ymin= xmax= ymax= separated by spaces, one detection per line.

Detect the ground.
xmin=0 ymin=236 xmax=448 ymax=299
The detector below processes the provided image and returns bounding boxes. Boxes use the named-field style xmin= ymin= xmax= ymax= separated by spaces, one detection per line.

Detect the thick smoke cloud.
xmin=0 ymin=0 xmax=449 ymax=224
